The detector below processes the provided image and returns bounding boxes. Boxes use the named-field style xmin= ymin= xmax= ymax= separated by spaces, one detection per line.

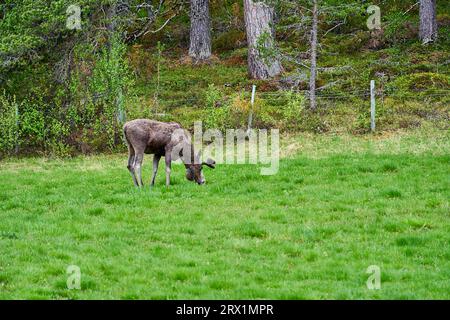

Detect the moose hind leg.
xmin=134 ymin=152 xmax=145 ymax=187
xmin=127 ymin=149 xmax=139 ymax=187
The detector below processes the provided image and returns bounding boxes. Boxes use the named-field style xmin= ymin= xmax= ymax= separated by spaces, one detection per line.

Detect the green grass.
xmin=0 ymin=129 xmax=449 ymax=299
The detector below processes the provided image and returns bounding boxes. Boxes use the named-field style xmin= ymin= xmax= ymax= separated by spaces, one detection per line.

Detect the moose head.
xmin=185 ymin=156 xmax=216 ymax=185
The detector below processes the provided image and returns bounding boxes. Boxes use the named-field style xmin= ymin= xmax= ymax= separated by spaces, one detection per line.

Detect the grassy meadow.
xmin=0 ymin=128 xmax=449 ymax=299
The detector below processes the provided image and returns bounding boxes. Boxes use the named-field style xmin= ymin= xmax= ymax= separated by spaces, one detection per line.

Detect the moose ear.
xmin=202 ymin=158 xmax=216 ymax=169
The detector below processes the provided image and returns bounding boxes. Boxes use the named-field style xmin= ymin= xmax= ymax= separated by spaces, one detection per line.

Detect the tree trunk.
xmin=419 ymin=0 xmax=437 ymax=44
xmin=243 ymin=0 xmax=282 ymax=79
xmin=309 ymin=0 xmax=318 ymax=110
xmin=189 ymin=0 xmax=211 ymax=61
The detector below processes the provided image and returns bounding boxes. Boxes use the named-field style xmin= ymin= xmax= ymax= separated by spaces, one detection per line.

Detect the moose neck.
xmin=182 ymin=143 xmax=200 ymax=168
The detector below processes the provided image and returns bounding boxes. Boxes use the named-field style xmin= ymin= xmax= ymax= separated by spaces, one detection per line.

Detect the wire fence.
xmin=135 ymin=86 xmax=449 ymax=133
xmin=142 ymin=88 xmax=450 ymax=106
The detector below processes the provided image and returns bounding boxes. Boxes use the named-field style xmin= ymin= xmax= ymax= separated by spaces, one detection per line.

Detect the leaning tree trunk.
xmin=243 ymin=0 xmax=282 ymax=79
xmin=419 ymin=0 xmax=437 ymax=44
xmin=189 ymin=0 xmax=211 ymax=61
xmin=309 ymin=0 xmax=318 ymax=110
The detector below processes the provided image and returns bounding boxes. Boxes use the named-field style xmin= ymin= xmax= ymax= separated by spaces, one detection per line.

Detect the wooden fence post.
xmin=246 ymin=84 xmax=256 ymax=136
xmin=370 ymin=79 xmax=376 ymax=132
xmin=15 ymin=102 xmax=19 ymax=154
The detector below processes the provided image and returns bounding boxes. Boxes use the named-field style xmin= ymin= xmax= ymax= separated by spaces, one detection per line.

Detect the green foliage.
xmin=0 ymin=0 xmax=98 ymax=72
xmin=19 ymin=99 xmax=46 ymax=148
xmin=384 ymin=9 xmax=416 ymax=43
xmin=90 ymin=34 xmax=134 ymax=149
xmin=203 ymin=84 xmax=231 ymax=130
xmin=0 ymin=90 xmax=77 ymax=157
xmin=299 ymin=109 xmax=329 ymax=133
xmin=334 ymin=31 xmax=371 ymax=54
xmin=386 ymin=73 xmax=450 ymax=95
xmin=213 ymin=30 xmax=246 ymax=52
xmin=153 ymin=41 xmax=166 ymax=103
xmin=251 ymin=91 xmax=305 ymax=131
xmin=205 ymin=84 xmax=223 ymax=108
xmin=280 ymin=91 xmax=305 ymax=127
xmin=66 ymin=33 xmax=134 ymax=153
xmin=202 ymin=87 xmax=307 ymax=132
xmin=256 ymin=31 xmax=280 ymax=66
xmin=204 ymin=104 xmax=232 ymax=131
xmin=45 ymin=117 xmax=73 ymax=157
xmin=0 ymin=92 xmax=18 ymax=155
xmin=0 ymin=32 xmax=134 ymax=156
xmin=0 ymin=0 xmax=449 ymax=157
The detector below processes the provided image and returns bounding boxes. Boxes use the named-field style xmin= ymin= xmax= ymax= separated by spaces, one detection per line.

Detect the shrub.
xmin=205 ymin=84 xmax=223 ymax=108
xmin=203 ymin=84 xmax=231 ymax=130
xmin=254 ymin=91 xmax=305 ymax=131
xmin=202 ymin=90 xmax=307 ymax=132
xmin=386 ymin=73 xmax=450 ymax=95
xmin=280 ymin=91 xmax=305 ymax=130
xmin=204 ymin=105 xmax=232 ymax=131
xmin=0 ymin=93 xmax=19 ymax=155
xmin=19 ymin=100 xmax=46 ymax=149
xmin=68 ymin=33 xmax=134 ymax=153
xmin=213 ymin=30 xmax=246 ymax=52
xmin=300 ymin=110 xmax=329 ymax=133
xmin=46 ymin=117 xmax=72 ymax=157
xmin=334 ymin=32 xmax=370 ymax=54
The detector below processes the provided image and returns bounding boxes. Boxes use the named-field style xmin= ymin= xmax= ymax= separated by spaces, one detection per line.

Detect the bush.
xmin=202 ymin=89 xmax=307 ymax=132
xmin=203 ymin=84 xmax=231 ymax=130
xmin=0 ymin=93 xmax=19 ymax=156
xmin=213 ymin=30 xmax=246 ymax=52
xmin=68 ymin=34 xmax=134 ymax=153
xmin=386 ymin=73 xmax=450 ymax=95
xmin=19 ymin=100 xmax=46 ymax=149
xmin=46 ymin=117 xmax=73 ymax=157
xmin=254 ymin=91 xmax=305 ymax=131
xmin=280 ymin=91 xmax=305 ymax=130
xmin=300 ymin=110 xmax=329 ymax=133
xmin=334 ymin=32 xmax=370 ymax=54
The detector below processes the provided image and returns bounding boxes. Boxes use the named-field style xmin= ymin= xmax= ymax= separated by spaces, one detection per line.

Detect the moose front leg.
xmin=164 ymin=152 xmax=172 ymax=186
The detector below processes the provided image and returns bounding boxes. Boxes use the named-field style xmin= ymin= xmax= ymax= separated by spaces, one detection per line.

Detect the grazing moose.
xmin=123 ymin=119 xmax=215 ymax=186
